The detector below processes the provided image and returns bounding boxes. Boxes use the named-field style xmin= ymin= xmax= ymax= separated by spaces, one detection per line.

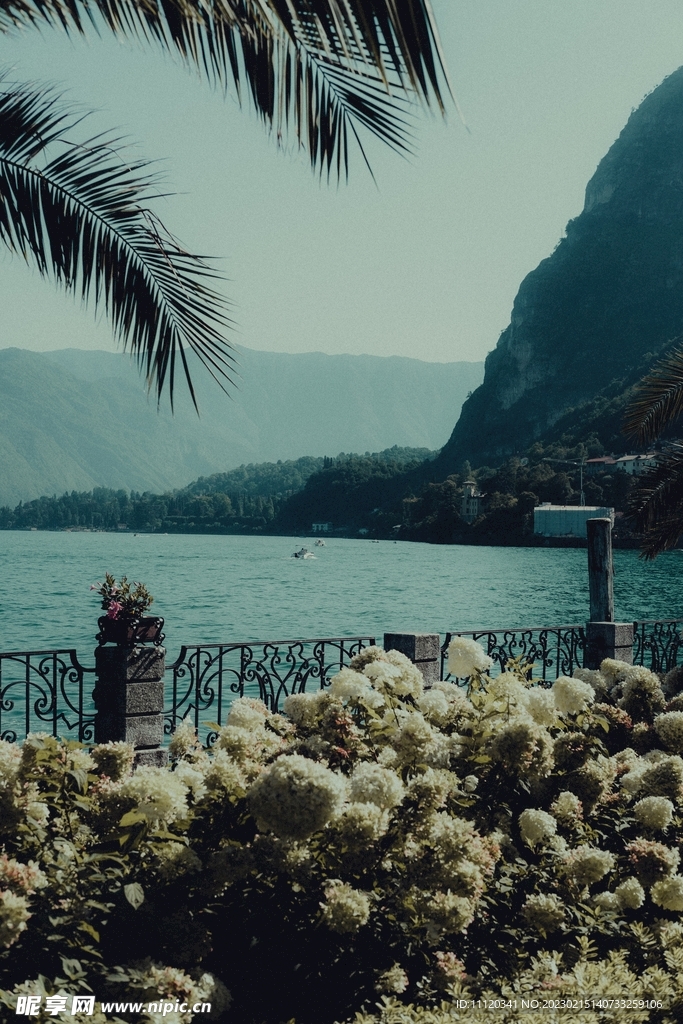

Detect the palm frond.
xmin=0 ymin=0 xmax=451 ymax=174
xmin=625 ymin=443 xmax=683 ymax=558
xmin=0 ymin=77 xmax=236 ymax=408
xmin=623 ymin=342 xmax=683 ymax=444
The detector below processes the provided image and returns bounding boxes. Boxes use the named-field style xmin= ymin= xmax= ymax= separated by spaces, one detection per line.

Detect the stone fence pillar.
xmin=585 ymin=622 xmax=634 ymax=670
xmin=384 ymin=632 xmax=441 ymax=685
xmin=93 ymin=645 xmax=168 ymax=766
xmin=584 ymin=517 xmax=633 ymax=669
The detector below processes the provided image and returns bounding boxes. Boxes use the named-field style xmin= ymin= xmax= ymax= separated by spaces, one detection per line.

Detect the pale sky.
xmin=2 ymin=2 xmax=683 ymax=367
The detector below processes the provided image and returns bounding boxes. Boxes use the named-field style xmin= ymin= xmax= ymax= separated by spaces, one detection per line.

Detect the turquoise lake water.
xmin=2 ymin=531 xmax=683 ymax=663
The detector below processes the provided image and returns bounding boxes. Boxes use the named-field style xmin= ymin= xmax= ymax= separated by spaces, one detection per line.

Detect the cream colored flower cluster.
xmin=447 ymin=637 xmax=493 ymax=678
xmin=248 ymin=753 xmax=347 ymax=840
xmin=0 ymin=847 xmax=48 ymax=951
xmin=321 ymin=880 xmax=372 ymax=933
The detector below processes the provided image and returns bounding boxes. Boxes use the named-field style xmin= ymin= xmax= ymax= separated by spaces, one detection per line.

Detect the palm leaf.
xmin=623 ymin=342 xmax=683 ymax=445
xmin=625 ymin=443 xmax=683 ymax=558
xmin=0 ymin=0 xmax=451 ymax=174
xmin=0 ymin=77 xmax=235 ymax=407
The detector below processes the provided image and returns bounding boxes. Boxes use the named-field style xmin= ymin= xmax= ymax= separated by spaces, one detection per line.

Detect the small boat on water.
xmin=314 ymin=539 xmax=326 ymax=547
xmin=292 ymin=547 xmax=315 ymax=559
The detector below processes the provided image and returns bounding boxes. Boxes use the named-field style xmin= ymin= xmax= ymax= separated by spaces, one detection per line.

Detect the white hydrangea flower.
xmin=0 ymin=890 xmax=30 ymax=948
xmin=417 ymin=688 xmax=452 ymax=726
xmin=599 ymin=659 xmax=631 ymax=684
xmin=391 ymin=712 xmax=443 ymax=766
xmin=168 ymin=721 xmax=202 ymax=761
xmin=521 ymin=894 xmax=565 ymax=933
xmin=423 ymin=891 xmax=475 ymax=939
xmin=447 ymin=637 xmax=492 ymax=678
xmin=562 ymin=845 xmax=615 ymax=886
xmin=333 ymin=803 xmax=390 ymax=844
xmin=488 ymin=672 xmax=529 ymax=703
xmin=620 ymin=667 xmax=666 ymax=710
xmin=283 ymin=692 xmax=326 ymax=729
xmin=550 ymin=791 xmax=582 ymax=822
xmin=0 ymin=856 xmax=47 ymax=894
xmin=0 ymin=741 xmax=21 ymax=788
xmin=375 ymin=965 xmax=409 ymax=994
xmin=349 ymin=762 xmax=405 ymax=810
xmin=634 ymin=795 xmax=674 ymax=830
xmin=573 ymin=667 xmax=610 ymax=699
xmin=523 ymin=687 xmax=559 ymax=727
xmin=154 ymin=842 xmax=202 ymax=881
xmin=173 ymin=760 xmax=207 ymax=802
xmin=91 ymin=741 xmax=135 ymax=781
xmin=117 ymin=766 xmax=189 ymax=826
xmin=202 ymin=749 xmax=247 ymax=795
xmin=518 ymin=809 xmax=557 ymax=848
xmin=651 ymin=874 xmax=683 ymax=911
xmin=226 ymin=697 xmax=270 ymax=732
xmin=329 ymin=667 xmax=373 ymax=702
xmin=615 ymin=877 xmax=645 ymax=910
xmin=654 ymin=711 xmax=683 ymax=753
xmin=320 ymin=881 xmax=371 ymax=933
xmin=594 ymin=891 xmax=619 ymax=911
xmin=68 ymin=748 xmax=95 ymax=773
xmin=620 ymin=763 xmax=648 ymax=796
xmin=247 ymin=754 xmax=347 ymax=840
xmin=216 ymin=724 xmax=281 ymax=764
xmin=463 ymin=775 xmax=479 ymax=793
xmin=383 ymin=650 xmax=425 ymax=699
xmin=25 ymin=801 xmax=49 ymax=826
xmin=406 ymin=768 xmax=458 ymax=809
xmin=552 ymin=676 xmax=595 ymax=716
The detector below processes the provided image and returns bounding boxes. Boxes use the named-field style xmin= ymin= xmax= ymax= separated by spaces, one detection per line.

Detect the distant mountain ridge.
xmin=0 ymin=346 xmax=483 ymax=505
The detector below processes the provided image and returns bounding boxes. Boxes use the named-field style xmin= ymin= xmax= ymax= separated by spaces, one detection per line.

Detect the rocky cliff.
xmin=438 ymin=66 xmax=683 ymax=471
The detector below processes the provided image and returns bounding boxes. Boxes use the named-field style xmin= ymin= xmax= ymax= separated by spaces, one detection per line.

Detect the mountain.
xmin=438 ymin=66 xmax=683 ymax=472
xmin=0 ymin=347 xmax=483 ymax=506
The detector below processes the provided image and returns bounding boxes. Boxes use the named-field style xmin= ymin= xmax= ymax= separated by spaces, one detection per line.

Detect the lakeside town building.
xmin=533 ymin=504 xmax=615 ymax=538
xmin=461 ymin=480 xmax=484 ymax=523
xmin=585 ymin=453 xmax=658 ymax=476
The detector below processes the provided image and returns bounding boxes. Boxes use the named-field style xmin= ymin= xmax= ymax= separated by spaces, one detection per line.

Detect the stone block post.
xmin=584 ymin=518 xmax=633 ymax=669
xmin=585 ymin=621 xmax=634 ymax=670
xmin=93 ymin=645 xmax=168 ymax=766
xmin=384 ymin=632 xmax=441 ymax=685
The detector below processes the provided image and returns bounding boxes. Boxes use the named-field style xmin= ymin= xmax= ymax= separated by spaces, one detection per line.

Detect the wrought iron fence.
xmin=633 ymin=620 xmax=683 ymax=674
xmin=0 ymin=649 xmax=95 ymax=743
xmin=166 ymin=636 xmax=376 ymax=743
xmin=4 ymin=620 xmax=683 ymax=745
xmin=441 ymin=626 xmax=586 ymax=686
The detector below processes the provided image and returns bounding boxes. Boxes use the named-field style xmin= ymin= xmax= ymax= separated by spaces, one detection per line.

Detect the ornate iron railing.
xmin=633 ymin=620 xmax=683 ymax=674
xmin=0 ymin=649 xmax=95 ymax=743
xmin=167 ymin=636 xmax=375 ymax=743
xmin=441 ymin=626 xmax=586 ymax=685
xmin=4 ymin=620 xmax=683 ymax=745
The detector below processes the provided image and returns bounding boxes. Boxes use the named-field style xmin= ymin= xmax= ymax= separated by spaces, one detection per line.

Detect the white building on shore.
xmin=533 ymin=504 xmax=615 ymax=538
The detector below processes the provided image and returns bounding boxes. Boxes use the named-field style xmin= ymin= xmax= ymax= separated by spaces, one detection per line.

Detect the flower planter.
xmin=96 ymin=615 xmax=165 ymax=647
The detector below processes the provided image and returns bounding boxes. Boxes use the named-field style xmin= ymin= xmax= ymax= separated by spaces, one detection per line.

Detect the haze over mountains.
xmin=0 ymin=346 xmax=483 ymax=506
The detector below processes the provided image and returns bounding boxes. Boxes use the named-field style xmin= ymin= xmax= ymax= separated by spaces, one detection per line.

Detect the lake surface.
xmin=2 ymin=531 xmax=683 ymax=663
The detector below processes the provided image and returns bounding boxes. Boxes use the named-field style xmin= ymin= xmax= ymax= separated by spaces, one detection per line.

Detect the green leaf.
xmin=61 ymin=958 xmax=82 ymax=979
xmin=119 ymin=810 xmax=147 ymax=827
xmin=124 ymin=882 xmax=145 ymax=910
xmin=78 ymin=922 xmax=101 ymax=943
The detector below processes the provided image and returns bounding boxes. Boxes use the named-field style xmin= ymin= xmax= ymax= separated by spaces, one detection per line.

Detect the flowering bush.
xmin=91 ymin=572 xmax=154 ymax=620
xmin=2 ymin=646 xmax=683 ymax=1022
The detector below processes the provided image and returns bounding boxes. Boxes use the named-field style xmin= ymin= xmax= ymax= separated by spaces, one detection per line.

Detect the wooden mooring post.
xmin=585 ymin=517 xmax=633 ymax=669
